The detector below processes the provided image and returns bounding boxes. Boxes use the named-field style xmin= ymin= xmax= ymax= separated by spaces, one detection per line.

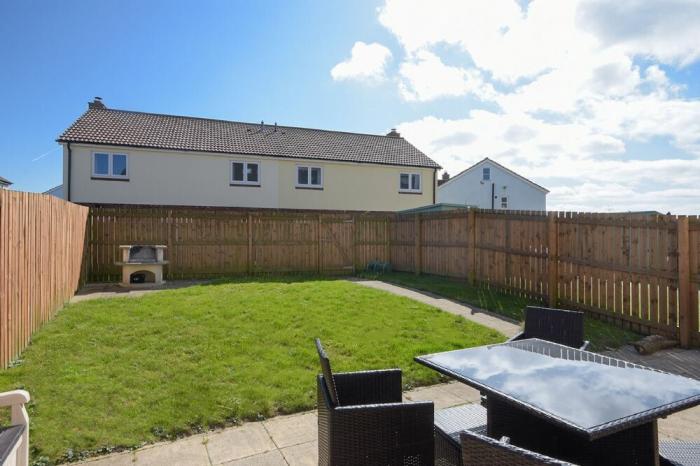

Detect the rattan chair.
xmin=315 ymin=339 xmax=435 ymax=466
xmin=659 ymin=440 xmax=700 ymax=465
xmin=460 ymin=430 xmax=577 ymax=466
xmin=508 ymin=306 xmax=590 ymax=350
xmin=434 ymin=404 xmax=488 ymax=466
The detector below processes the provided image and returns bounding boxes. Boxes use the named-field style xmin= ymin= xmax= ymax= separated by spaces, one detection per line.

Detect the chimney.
xmin=88 ymin=97 xmax=106 ymax=109
xmin=437 ymin=171 xmax=451 ymax=186
xmin=386 ymin=128 xmax=401 ymax=138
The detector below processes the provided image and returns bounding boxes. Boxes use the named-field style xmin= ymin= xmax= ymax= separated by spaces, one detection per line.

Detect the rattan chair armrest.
xmin=334 ymin=369 xmax=403 ymax=405
xmin=507 ymin=331 xmax=525 ymax=343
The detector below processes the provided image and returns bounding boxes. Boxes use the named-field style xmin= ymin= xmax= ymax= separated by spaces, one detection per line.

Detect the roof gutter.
xmin=433 ymin=169 xmax=437 ymax=204
xmin=56 ymin=140 xmax=442 ymax=170
xmin=66 ymin=142 xmax=72 ymax=202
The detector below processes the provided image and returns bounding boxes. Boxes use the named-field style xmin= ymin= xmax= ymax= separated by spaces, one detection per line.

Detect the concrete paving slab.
xmin=659 ymin=405 xmax=700 ymax=442
xmin=134 ymin=435 xmax=209 ymax=466
xmin=206 ymin=423 xmax=276 ymax=465
xmin=405 ymin=382 xmax=479 ymax=409
xmin=280 ymin=440 xmax=317 ymax=466
xmin=263 ymin=412 xmax=317 ymax=449
xmin=221 ymin=449 xmax=287 ymax=466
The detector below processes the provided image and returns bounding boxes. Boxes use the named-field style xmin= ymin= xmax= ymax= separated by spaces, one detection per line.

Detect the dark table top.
xmin=416 ymin=339 xmax=700 ymax=438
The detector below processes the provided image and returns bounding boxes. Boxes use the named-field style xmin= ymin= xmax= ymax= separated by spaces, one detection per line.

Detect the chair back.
xmin=315 ymin=338 xmax=340 ymax=406
xmin=461 ymin=430 xmax=576 ymax=465
xmin=523 ymin=306 xmax=584 ymax=349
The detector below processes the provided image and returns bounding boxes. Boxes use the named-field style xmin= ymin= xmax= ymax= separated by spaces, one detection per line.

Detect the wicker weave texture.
xmin=460 ymin=430 xmax=577 ymax=465
xmin=317 ymin=371 xmax=434 ymax=465
xmin=486 ymin=396 xmax=658 ymax=465
xmin=510 ymin=306 xmax=587 ymax=349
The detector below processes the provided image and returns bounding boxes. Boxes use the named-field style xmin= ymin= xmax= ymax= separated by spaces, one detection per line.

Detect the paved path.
xmin=77 ymin=382 xmax=480 ymax=466
xmin=350 ymin=279 xmax=522 ymax=338
xmin=71 ymin=280 xmax=212 ymax=303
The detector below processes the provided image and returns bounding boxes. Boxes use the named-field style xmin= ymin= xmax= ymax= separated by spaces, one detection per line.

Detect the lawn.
xmin=0 ymin=277 xmax=504 ymax=464
xmin=361 ymin=272 xmax=640 ymax=351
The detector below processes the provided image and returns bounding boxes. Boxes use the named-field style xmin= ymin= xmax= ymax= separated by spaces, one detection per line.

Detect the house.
xmin=43 ymin=185 xmax=64 ymax=199
xmin=57 ymin=99 xmax=440 ymax=211
xmin=437 ymin=158 xmax=548 ymax=211
xmin=0 ymin=176 xmax=12 ymax=189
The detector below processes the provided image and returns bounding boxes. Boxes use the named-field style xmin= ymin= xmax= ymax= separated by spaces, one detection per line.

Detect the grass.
xmin=0 ymin=277 xmax=504 ymax=464
xmin=360 ymin=272 xmax=641 ymax=351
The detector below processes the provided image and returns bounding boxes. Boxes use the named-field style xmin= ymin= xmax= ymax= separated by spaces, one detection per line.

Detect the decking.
xmin=604 ymin=345 xmax=700 ymax=380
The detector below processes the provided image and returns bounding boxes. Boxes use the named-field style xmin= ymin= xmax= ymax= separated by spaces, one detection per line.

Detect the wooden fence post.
xmin=547 ymin=212 xmax=558 ymax=308
xmin=467 ymin=209 xmax=476 ymax=285
xmin=247 ymin=212 xmax=253 ymax=275
xmin=415 ymin=214 xmax=422 ymax=275
xmin=317 ymin=215 xmax=322 ymax=275
xmin=351 ymin=214 xmax=357 ymax=273
xmin=384 ymin=216 xmax=391 ymax=264
xmin=678 ymin=216 xmax=691 ymax=348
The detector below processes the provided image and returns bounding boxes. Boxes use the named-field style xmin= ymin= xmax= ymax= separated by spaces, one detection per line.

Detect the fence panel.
xmin=689 ymin=216 xmax=700 ymax=346
xmin=0 ymin=191 xmax=88 ymax=368
xmin=556 ymin=213 xmax=680 ymax=337
xmin=84 ymin=205 xmax=699 ymax=347
xmin=420 ymin=212 xmax=469 ymax=278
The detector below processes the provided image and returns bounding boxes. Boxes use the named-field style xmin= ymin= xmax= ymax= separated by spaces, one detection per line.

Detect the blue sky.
xmin=2 ymin=0 xmax=700 ymax=213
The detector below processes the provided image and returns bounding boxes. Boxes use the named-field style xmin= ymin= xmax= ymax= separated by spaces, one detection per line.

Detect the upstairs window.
xmin=92 ymin=152 xmax=128 ymax=179
xmin=501 ymin=196 xmax=508 ymax=209
xmin=482 ymin=167 xmax=491 ymax=181
xmin=400 ymin=173 xmax=421 ymax=193
xmin=297 ymin=166 xmax=323 ymax=188
xmin=231 ymin=161 xmax=260 ymax=185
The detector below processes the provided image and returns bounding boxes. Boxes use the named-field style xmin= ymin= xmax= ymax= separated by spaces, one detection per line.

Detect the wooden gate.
xmin=320 ymin=215 xmax=355 ymax=273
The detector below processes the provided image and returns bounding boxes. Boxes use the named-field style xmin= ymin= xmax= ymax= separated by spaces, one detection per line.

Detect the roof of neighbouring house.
xmin=0 ymin=176 xmax=12 ymax=186
xmin=57 ymin=107 xmax=441 ymax=169
xmin=438 ymin=157 xmax=549 ymax=193
xmin=397 ymin=203 xmax=472 ymax=215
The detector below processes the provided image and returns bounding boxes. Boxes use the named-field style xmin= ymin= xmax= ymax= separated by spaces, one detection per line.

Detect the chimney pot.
xmin=386 ymin=128 xmax=401 ymax=138
xmin=88 ymin=97 xmax=106 ymax=110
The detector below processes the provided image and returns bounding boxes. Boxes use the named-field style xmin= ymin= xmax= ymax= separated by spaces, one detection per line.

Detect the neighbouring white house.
xmin=0 ymin=176 xmax=12 ymax=189
xmin=437 ymin=158 xmax=548 ymax=211
xmin=43 ymin=185 xmax=64 ymax=198
xmin=57 ymin=98 xmax=440 ymax=211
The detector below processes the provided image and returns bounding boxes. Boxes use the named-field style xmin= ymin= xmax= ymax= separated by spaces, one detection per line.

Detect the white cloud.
xmin=330 ymin=41 xmax=392 ymax=83
xmin=366 ymin=0 xmax=700 ymax=213
xmin=576 ymin=0 xmax=700 ymax=66
xmin=398 ymin=50 xmax=496 ymax=101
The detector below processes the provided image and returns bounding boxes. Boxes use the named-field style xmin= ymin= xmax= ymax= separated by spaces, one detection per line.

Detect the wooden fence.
xmin=0 ymin=191 xmax=88 ymax=368
xmin=85 ymin=206 xmax=700 ymax=347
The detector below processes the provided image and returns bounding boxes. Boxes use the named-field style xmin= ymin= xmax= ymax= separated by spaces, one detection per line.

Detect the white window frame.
xmin=296 ymin=165 xmax=323 ymax=189
xmin=399 ymin=173 xmax=422 ymax=193
xmin=230 ymin=160 xmax=261 ymax=186
xmin=92 ymin=152 xmax=129 ymax=179
xmin=501 ymin=196 xmax=508 ymax=209
xmin=483 ymin=167 xmax=491 ymax=181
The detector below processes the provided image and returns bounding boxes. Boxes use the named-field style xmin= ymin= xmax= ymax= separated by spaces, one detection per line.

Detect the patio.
xmin=76 ymin=380 xmax=700 ymax=466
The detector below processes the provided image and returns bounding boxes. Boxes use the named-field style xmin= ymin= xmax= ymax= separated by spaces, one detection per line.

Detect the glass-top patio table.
xmin=416 ymin=338 xmax=700 ymax=466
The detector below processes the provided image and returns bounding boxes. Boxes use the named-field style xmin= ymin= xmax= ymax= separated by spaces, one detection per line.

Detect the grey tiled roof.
xmin=58 ymin=108 xmax=440 ymax=169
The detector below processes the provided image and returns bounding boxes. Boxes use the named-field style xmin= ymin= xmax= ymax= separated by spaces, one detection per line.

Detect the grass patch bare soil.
xmin=0 ymin=277 xmax=503 ymax=463
xmin=362 ymin=272 xmax=640 ymax=351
